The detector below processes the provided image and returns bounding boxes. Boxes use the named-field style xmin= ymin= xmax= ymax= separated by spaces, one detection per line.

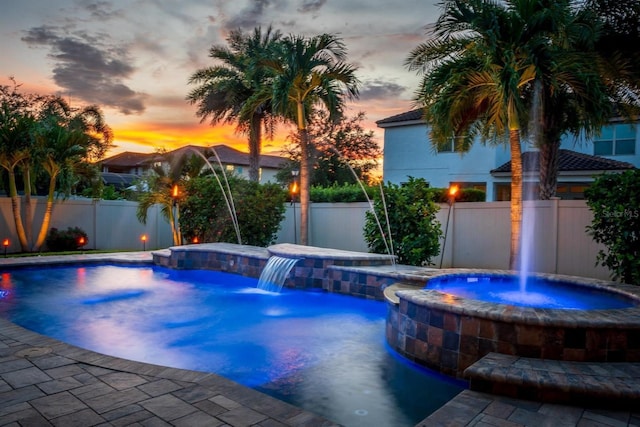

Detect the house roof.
xmin=100 ymin=144 xmax=287 ymax=170
xmin=376 ymin=109 xmax=424 ymax=127
xmin=101 ymin=172 xmax=140 ymax=189
xmin=100 ymin=152 xmax=153 ymax=167
xmin=206 ymin=145 xmax=286 ymax=169
xmin=491 ymin=149 xmax=636 ymax=174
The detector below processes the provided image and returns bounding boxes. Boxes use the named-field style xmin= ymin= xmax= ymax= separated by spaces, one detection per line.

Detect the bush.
xmin=429 ymin=187 xmax=486 ymax=203
xmin=363 ymin=177 xmax=442 ymax=266
xmin=180 ymin=175 xmax=287 ymax=247
xmin=585 ymin=170 xmax=640 ymax=284
xmin=309 ymin=183 xmax=377 ymax=202
xmin=45 ymin=227 xmax=88 ymax=252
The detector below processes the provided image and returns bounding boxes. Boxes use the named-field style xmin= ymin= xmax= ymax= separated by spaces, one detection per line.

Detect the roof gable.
xmin=376 ymin=109 xmax=424 ymax=127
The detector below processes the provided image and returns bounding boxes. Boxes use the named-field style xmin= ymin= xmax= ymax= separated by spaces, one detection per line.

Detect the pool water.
xmin=0 ymin=265 xmax=464 ymax=427
xmin=426 ymin=275 xmax=638 ymax=309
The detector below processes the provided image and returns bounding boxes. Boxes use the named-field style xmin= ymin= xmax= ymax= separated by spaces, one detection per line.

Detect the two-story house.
xmin=377 ymin=110 xmax=638 ymax=200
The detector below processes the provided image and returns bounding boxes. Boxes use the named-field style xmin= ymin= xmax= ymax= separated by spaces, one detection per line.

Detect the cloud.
xmin=359 ymin=79 xmax=408 ymax=101
xmin=225 ymin=0 xmax=285 ymax=31
xmin=297 ymin=0 xmax=327 ymax=14
xmin=21 ymin=25 xmax=146 ymax=115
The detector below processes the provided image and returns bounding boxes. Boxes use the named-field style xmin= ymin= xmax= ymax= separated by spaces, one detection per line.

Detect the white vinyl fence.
xmin=0 ymin=197 xmax=611 ymax=280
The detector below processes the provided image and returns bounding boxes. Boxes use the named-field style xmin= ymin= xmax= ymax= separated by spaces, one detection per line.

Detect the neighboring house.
xmin=99 ymin=144 xmax=288 ymax=186
xmin=376 ymin=110 xmax=638 ymax=200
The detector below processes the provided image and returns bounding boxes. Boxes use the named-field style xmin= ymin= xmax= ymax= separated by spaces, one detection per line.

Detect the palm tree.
xmin=407 ymin=0 xmax=540 ymax=269
xmin=31 ymin=99 xmax=112 ymax=251
xmin=531 ymin=0 xmax=622 ymax=199
xmin=264 ymin=33 xmax=360 ymax=245
xmin=1 ymin=82 xmax=47 ymax=251
xmin=187 ymin=26 xmax=281 ymax=182
xmin=136 ymin=151 xmax=207 ymax=246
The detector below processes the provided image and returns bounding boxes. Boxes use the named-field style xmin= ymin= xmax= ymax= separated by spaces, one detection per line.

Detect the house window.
xmin=225 ymin=165 xmax=235 ymax=172
xmin=436 ymin=137 xmax=465 ymax=153
xmin=593 ymin=124 xmax=636 ymax=156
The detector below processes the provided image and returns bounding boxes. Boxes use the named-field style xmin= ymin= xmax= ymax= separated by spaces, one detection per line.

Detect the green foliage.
xmin=45 ymin=227 xmax=88 ymax=252
xmin=363 ymin=177 xmax=442 ymax=266
xmin=309 ymin=183 xmax=376 ymax=203
xmin=180 ymin=175 xmax=287 ymax=247
xmin=428 ymin=187 xmax=486 ymax=203
xmin=585 ymin=170 xmax=640 ymax=284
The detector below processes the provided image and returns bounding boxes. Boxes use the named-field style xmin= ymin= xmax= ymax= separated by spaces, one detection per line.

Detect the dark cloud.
xmin=22 ymin=25 xmax=146 ymax=115
xmin=297 ymin=0 xmax=327 ymax=13
xmin=225 ymin=0 xmax=284 ymax=30
xmin=81 ymin=0 xmax=124 ymax=21
xmin=359 ymin=79 xmax=408 ymax=101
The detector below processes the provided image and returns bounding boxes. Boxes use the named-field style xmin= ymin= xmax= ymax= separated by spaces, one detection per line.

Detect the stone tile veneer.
xmin=386 ymin=271 xmax=640 ymax=379
xmin=152 ymin=243 xmax=397 ymax=299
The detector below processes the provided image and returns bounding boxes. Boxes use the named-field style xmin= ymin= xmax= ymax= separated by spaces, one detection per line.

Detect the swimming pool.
xmin=0 ymin=264 xmax=464 ymax=427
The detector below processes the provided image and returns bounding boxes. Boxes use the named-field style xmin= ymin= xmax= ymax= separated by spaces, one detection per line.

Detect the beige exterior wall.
xmin=0 ymin=198 xmax=611 ymax=281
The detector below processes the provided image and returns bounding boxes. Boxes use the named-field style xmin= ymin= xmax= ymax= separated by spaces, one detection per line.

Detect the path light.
xmin=440 ymin=184 xmax=459 ymax=269
xmin=171 ymin=184 xmax=182 ymax=245
xmin=3 ymin=239 xmax=8 ymax=258
xmin=78 ymin=236 xmax=86 ymax=253
xmin=141 ymin=234 xmax=147 ymax=251
xmin=192 ymin=236 xmax=199 ymax=244
xmin=290 ymin=169 xmax=299 ymax=244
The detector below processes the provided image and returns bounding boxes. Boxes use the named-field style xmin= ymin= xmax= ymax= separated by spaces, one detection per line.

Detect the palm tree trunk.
xmin=509 ymin=129 xmax=523 ymax=270
xmin=248 ymin=112 xmax=262 ymax=182
xmin=538 ymin=142 xmax=559 ymax=200
xmin=7 ymin=170 xmax=29 ymax=251
xmin=22 ymin=165 xmax=33 ymax=246
xmin=33 ymin=176 xmax=57 ymax=252
xmin=296 ymin=101 xmax=310 ymax=246
xmin=299 ymin=128 xmax=310 ymax=246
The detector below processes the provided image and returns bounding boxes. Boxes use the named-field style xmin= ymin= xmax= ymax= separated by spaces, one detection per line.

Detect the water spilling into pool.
xmin=0 ymin=264 xmax=464 ymax=426
xmin=257 ymin=256 xmax=299 ymax=292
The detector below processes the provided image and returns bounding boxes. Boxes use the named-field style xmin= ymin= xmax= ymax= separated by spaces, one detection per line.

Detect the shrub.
xmin=363 ymin=177 xmax=442 ymax=266
xmin=429 ymin=187 xmax=486 ymax=203
xmin=309 ymin=183 xmax=377 ymax=202
xmin=180 ymin=175 xmax=287 ymax=247
xmin=45 ymin=227 xmax=88 ymax=252
xmin=585 ymin=170 xmax=640 ymax=284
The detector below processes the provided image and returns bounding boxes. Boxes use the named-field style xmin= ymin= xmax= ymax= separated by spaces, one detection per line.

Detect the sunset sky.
xmin=0 ymin=0 xmax=440 ymax=157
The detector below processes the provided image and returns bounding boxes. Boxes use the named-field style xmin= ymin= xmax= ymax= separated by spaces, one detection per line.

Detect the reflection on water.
xmin=0 ymin=265 xmax=464 ymax=427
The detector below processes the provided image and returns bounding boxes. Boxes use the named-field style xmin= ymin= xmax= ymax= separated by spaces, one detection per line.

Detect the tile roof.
xmin=491 ymin=149 xmax=636 ymax=174
xmin=100 ymin=145 xmax=287 ymax=170
xmin=376 ymin=109 xmax=424 ymax=126
xmin=100 ymin=152 xmax=153 ymax=167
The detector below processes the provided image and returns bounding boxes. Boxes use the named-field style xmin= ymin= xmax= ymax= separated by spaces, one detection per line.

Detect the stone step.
xmin=464 ymin=352 xmax=640 ymax=409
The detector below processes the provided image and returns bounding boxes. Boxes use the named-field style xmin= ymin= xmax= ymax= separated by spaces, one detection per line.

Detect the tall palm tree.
xmin=187 ymin=26 xmax=281 ymax=182
xmin=264 ymin=33 xmax=360 ymax=245
xmin=31 ymin=99 xmax=112 ymax=251
xmin=407 ymin=0 xmax=539 ymax=269
xmin=531 ymin=0 xmax=619 ymax=199
xmin=0 ymin=82 xmax=43 ymax=251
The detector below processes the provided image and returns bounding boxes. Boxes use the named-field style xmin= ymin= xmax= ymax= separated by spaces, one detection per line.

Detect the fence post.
xmin=551 ymin=197 xmax=560 ymax=274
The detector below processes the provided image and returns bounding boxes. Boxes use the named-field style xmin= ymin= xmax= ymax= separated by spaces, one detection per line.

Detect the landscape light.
xmin=141 ymin=234 xmax=147 ymax=251
xmin=3 ymin=239 xmax=8 ymax=258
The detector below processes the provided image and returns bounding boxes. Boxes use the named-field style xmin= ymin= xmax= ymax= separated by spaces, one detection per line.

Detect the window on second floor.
xmin=436 ymin=136 xmax=466 ymax=153
xmin=593 ymin=124 xmax=636 ymax=156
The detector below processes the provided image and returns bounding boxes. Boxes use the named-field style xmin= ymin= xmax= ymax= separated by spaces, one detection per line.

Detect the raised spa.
xmin=386 ymin=272 xmax=640 ymax=378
